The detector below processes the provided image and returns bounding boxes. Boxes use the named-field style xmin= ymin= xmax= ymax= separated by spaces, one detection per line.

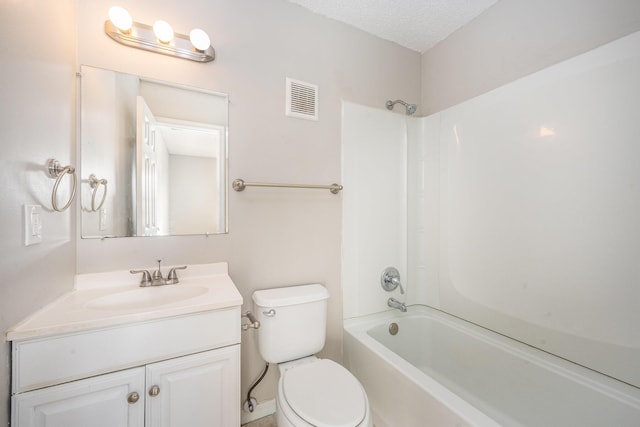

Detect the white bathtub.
xmin=343 ymin=305 xmax=640 ymax=427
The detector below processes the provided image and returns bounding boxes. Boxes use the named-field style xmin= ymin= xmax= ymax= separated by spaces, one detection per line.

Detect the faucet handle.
xmin=167 ymin=265 xmax=187 ymax=284
xmin=130 ymin=269 xmax=152 ymax=286
xmin=391 ymin=277 xmax=405 ymax=294
xmin=381 ymin=267 xmax=404 ymax=294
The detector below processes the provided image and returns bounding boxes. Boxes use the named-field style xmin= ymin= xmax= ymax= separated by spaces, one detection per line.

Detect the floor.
xmin=241 ymin=414 xmax=277 ymax=427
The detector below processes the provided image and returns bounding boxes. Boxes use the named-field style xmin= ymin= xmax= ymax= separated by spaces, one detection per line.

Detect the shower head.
xmin=386 ymin=99 xmax=417 ymax=116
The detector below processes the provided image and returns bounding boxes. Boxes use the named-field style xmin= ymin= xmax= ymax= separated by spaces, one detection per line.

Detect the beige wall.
xmin=0 ymin=1 xmax=77 ymax=425
xmin=422 ymin=0 xmax=640 ymax=114
xmin=75 ymin=0 xmax=420 ymax=413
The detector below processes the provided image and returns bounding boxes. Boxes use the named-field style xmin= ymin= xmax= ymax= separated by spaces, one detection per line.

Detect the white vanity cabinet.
xmin=11 ymin=308 xmax=241 ymax=427
xmin=12 ymin=346 xmax=240 ymax=427
xmin=7 ymin=262 xmax=243 ymax=427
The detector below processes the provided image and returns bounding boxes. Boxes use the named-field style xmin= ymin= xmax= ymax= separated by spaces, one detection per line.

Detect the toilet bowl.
xmin=252 ymin=284 xmax=372 ymax=427
xmin=276 ymin=357 xmax=372 ymax=427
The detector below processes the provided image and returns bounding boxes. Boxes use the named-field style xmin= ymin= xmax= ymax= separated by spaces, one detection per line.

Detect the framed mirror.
xmin=80 ymin=65 xmax=228 ymax=238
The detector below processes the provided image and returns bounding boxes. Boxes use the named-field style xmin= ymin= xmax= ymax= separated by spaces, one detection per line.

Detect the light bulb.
xmin=108 ymin=6 xmax=132 ymax=33
xmin=189 ymin=28 xmax=211 ymax=51
xmin=153 ymin=20 xmax=174 ymax=43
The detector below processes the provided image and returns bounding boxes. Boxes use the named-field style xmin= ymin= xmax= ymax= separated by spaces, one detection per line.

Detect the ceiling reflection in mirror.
xmin=80 ymin=66 xmax=228 ymax=238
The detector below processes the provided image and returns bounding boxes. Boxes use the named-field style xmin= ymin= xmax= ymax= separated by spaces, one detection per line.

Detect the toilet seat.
xmin=281 ymin=359 xmax=367 ymax=427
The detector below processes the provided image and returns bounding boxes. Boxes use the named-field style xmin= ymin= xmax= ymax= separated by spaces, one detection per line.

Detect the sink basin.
xmin=85 ymin=285 xmax=208 ymax=310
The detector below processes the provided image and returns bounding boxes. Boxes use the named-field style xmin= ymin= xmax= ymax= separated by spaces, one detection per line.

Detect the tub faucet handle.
xmin=392 ymin=277 xmax=405 ymax=294
xmin=381 ymin=267 xmax=404 ymax=294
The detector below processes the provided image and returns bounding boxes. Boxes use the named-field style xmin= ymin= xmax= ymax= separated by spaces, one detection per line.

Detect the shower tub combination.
xmin=343 ymin=305 xmax=640 ymax=427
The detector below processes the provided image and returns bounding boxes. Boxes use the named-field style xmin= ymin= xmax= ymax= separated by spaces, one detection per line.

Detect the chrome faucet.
xmin=130 ymin=260 xmax=187 ymax=287
xmin=381 ymin=267 xmax=404 ymax=294
xmin=387 ymin=297 xmax=407 ymax=312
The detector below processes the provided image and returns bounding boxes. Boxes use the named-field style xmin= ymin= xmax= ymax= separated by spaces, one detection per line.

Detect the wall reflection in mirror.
xmin=80 ymin=65 xmax=228 ymax=238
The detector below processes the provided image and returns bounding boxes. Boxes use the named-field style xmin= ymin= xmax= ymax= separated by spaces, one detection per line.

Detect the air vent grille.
xmin=286 ymin=78 xmax=318 ymax=121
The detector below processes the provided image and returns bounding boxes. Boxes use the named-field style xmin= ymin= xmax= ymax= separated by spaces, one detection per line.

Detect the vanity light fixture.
xmin=189 ymin=28 xmax=211 ymax=51
xmin=108 ymin=6 xmax=132 ymax=33
xmin=105 ymin=6 xmax=215 ymax=63
xmin=152 ymin=20 xmax=174 ymax=44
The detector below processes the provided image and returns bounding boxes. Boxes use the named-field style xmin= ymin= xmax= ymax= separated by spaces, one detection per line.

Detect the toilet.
xmin=253 ymin=284 xmax=372 ymax=427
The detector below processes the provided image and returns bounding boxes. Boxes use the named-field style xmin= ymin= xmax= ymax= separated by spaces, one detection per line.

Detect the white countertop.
xmin=6 ymin=262 xmax=243 ymax=342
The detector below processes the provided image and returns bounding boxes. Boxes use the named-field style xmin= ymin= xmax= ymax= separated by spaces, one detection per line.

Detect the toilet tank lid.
xmin=253 ymin=284 xmax=329 ymax=307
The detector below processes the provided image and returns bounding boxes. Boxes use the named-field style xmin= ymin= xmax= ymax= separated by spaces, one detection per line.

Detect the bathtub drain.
xmin=389 ymin=322 xmax=399 ymax=335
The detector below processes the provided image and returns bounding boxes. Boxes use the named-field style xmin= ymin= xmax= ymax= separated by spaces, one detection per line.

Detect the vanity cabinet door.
xmin=145 ymin=345 xmax=240 ymax=427
xmin=12 ymin=367 xmax=145 ymax=427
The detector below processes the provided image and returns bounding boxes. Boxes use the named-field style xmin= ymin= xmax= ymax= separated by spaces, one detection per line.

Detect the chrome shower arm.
xmin=385 ymin=99 xmax=417 ymax=115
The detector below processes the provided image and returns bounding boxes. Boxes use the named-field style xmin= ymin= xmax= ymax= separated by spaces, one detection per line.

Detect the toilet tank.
xmin=253 ymin=284 xmax=330 ymax=364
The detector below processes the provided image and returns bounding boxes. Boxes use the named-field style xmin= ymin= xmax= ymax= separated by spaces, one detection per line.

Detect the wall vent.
xmin=286 ymin=77 xmax=318 ymax=121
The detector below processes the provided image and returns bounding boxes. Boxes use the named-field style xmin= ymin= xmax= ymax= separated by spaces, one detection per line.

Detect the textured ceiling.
xmin=287 ymin=0 xmax=498 ymax=53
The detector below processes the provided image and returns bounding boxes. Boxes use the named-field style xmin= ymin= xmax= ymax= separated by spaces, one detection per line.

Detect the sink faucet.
xmin=130 ymin=260 xmax=187 ymax=287
xmin=387 ymin=297 xmax=407 ymax=312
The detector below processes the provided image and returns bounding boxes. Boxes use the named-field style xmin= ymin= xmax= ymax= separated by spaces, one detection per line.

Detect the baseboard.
xmin=241 ymin=399 xmax=276 ymax=425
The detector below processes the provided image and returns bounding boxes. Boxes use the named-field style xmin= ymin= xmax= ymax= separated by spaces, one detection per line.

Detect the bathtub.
xmin=343 ymin=305 xmax=640 ymax=427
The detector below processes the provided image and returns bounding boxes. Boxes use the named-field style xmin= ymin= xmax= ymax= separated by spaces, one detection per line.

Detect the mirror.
xmin=80 ymin=65 xmax=228 ymax=238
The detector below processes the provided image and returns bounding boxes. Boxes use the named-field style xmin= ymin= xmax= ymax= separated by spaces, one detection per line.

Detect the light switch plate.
xmin=24 ymin=204 xmax=42 ymax=246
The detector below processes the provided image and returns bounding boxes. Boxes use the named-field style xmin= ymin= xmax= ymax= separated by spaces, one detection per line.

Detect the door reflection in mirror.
xmin=80 ymin=65 xmax=228 ymax=238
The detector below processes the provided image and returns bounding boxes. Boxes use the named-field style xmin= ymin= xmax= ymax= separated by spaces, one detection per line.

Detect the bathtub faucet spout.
xmin=388 ymin=297 xmax=407 ymax=312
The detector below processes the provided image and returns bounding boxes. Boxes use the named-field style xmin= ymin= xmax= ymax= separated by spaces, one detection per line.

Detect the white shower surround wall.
xmin=341 ymin=102 xmax=410 ymax=318
xmin=342 ymin=30 xmax=640 ymax=423
xmin=423 ymin=30 xmax=640 ymax=388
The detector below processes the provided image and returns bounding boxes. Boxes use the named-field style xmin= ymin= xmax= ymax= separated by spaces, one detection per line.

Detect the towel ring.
xmin=89 ymin=174 xmax=108 ymax=212
xmin=47 ymin=159 xmax=77 ymax=212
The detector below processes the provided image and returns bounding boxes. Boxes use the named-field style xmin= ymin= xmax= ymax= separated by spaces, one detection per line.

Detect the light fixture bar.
xmin=105 ymin=20 xmax=215 ymax=63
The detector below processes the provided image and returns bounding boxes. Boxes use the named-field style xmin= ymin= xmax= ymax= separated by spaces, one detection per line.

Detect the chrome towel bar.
xmin=232 ymin=179 xmax=343 ymax=194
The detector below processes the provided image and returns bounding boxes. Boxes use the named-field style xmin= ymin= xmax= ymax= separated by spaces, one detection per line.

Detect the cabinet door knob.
xmin=149 ymin=385 xmax=160 ymax=397
xmin=127 ymin=392 xmax=140 ymax=404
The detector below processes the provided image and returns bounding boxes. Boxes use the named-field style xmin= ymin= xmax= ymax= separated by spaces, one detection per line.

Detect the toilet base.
xmin=275 ymin=399 xmax=304 ymax=427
